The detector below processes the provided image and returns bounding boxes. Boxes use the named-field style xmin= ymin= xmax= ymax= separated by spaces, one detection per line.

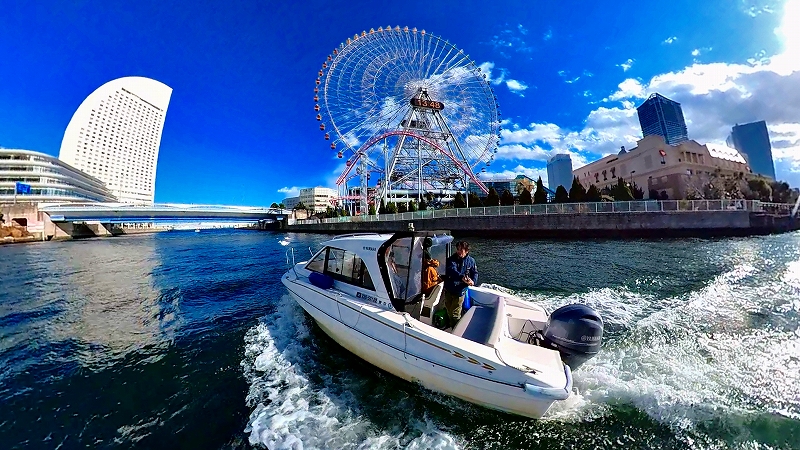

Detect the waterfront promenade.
xmin=287 ymin=199 xmax=800 ymax=238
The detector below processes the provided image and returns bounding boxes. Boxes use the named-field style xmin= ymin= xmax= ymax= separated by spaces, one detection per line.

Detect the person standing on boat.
xmin=421 ymin=237 xmax=442 ymax=296
xmin=444 ymin=241 xmax=478 ymax=325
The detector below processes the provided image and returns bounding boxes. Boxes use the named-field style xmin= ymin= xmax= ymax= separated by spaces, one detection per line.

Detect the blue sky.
xmin=1 ymin=0 xmax=798 ymax=206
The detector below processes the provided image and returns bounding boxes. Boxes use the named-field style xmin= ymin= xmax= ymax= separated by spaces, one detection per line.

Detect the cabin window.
xmin=309 ymin=246 xmax=375 ymax=290
xmin=306 ymin=250 xmax=326 ymax=272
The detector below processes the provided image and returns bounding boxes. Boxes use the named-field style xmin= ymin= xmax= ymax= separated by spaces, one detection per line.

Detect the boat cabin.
xmin=304 ymin=231 xmax=453 ymax=314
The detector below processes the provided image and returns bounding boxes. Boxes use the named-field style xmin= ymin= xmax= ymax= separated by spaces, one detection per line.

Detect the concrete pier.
xmin=285 ymin=210 xmax=800 ymax=238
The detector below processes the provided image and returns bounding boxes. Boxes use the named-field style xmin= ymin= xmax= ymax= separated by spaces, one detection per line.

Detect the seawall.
xmin=285 ymin=211 xmax=800 ymax=238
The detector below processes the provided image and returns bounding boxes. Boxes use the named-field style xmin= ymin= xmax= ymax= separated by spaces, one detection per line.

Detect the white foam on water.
xmin=491 ymin=259 xmax=800 ymax=445
xmin=242 ymin=294 xmax=462 ymax=450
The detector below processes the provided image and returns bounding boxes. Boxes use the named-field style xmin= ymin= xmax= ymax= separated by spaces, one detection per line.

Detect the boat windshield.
xmin=385 ymin=237 xmax=423 ymax=302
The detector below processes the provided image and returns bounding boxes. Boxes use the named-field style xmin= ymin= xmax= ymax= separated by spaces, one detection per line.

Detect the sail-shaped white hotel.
xmin=59 ymin=77 xmax=172 ymax=204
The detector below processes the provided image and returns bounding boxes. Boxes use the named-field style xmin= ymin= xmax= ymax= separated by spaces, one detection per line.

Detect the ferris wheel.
xmin=315 ymin=26 xmax=501 ymax=210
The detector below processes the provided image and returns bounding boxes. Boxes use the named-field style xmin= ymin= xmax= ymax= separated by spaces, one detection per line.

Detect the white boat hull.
xmin=283 ymin=274 xmax=563 ymax=419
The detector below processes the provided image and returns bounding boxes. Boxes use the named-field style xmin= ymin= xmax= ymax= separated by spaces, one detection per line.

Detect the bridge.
xmin=39 ymin=202 xmax=289 ymax=223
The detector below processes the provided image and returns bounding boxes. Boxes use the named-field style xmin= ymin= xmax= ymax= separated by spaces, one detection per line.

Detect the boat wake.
xmin=491 ymin=259 xmax=800 ymax=448
xmin=242 ymin=252 xmax=799 ymax=449
xmin=242 ymin=294 xmax=462 ymax=450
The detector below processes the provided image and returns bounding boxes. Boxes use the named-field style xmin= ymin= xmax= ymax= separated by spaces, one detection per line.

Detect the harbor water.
xmin=1 ymin=230 xmax=798 ymax=449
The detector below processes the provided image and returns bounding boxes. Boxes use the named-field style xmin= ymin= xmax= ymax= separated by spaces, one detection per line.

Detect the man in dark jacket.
xmin=444 ymin=240 xmax=478 ymax=325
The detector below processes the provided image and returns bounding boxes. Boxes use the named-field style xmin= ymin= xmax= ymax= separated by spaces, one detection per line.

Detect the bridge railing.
xmin=296 ymin=199 xmax=794 ymax=225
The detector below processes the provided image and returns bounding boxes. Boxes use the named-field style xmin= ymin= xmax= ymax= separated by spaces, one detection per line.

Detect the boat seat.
xmin=419 ymin=282 xmax=444 ymax=322
xmin=451 ymin=298 xmax=505 ymax=348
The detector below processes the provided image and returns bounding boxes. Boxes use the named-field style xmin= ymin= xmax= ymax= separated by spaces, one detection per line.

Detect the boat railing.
xmin=285 ymin=247 xmax=298 ymax=278
xmin=330 ymin=232 xmax=383 ymax=240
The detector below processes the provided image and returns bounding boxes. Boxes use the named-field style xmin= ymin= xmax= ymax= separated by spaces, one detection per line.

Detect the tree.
xmin=386 ymin=202 xmax=398 ymax=214
xmin=533 ymin=177 xmax=548 ymax=204
xmin=419 ymin=199 xmax=428 ymax=210
xmin=368 ymin=204 xmax=376 ymax=215
xmin=424 ymin=192 xmax=434 ymax=203
xmin=453 ymin=192 xmax=467 ymax=208
xmin=468 ymin=192 xmax=483 ymax=207
xmin=747 ymin=178 xmax=773 ymax=202
xmin=397 ymin=202 xmax=408 ymax=213
xmin=568 ymin=177 xmax=586 ymax=203
xmin=554 ymin=185 xmax=569 ymax=203
xmin=379 ymin=199 xmax=387 ymax=215
xmin=659 ymin=190 xmax=669 ymax=200
xmin=500 ymin=189 xmax=515 ymax=206
xmin=770 ymin=181 xmax=792 ymax=203
xmin=294 ymin=202 xmax=308 ymax=210
xmin=585 ymin=184 xmax=602 ymax=202
xmin=270 ymin=202 xmax=280 ymax=208
xmin=518 ymin=188 xmax=532 ymax=205
xmin=278 ymin=203 xmax=285 ymax=209
xmin=408 ymin=200 xmax=417 ymax=212
xmin=325 ymin=206 xmax=334 ymax=218
xmin=611 ymin=178 xmax=634 ymax=201
xmin=484 ymin=188 xmax=500 ymax=206
xmin=648 ymin=189 xmax=659 ymax=200
xmin=631 ymin=182 xmax=645 ymax=200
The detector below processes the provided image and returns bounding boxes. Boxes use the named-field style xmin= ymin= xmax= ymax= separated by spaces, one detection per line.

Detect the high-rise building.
xmin=727 ymin=121 xmax=775 ymax=179
xmin=546 ymin=154 xmax=573 ymax=192
xmin=636 ymin=93 xmax=689 ymax=145
xmin=59 ymin=77 xmax=172 ymax=204
xmin=299 ymin=187 xmax=337 ymax=213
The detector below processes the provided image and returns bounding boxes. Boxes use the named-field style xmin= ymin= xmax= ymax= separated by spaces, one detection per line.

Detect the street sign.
xmin=15 ymin=182 xmax=32 ymax=195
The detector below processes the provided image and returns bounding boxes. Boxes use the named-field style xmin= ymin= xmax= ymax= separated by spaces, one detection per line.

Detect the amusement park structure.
xmin=315 ymin=26 xmax=501 ymax=213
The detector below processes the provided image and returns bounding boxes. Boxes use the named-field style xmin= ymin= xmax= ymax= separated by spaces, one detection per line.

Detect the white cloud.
xmin=589 ymin=0 xmax=800 ymax=185
xmin=277 ymin=186 xmax=301 ymax=197
xmin=618 ymin=58 xmax=635 ymax=72
xmin=478 ymin=61 xmax=530 ymax=96
xmin=543 ymin=28 xmax=553 ymax=41
xmin=481 ymin=164 xmax=548 ymax=185
xmin=485 ymin=24 xmax=535 ymax=57
xmin=492 ymin=0 xmax=800 ymax=186
xmin=742 ymin=0 xmax=778 ymax=16
xmin=606 ymin=79 xmax=646 ymax=101
xmin=505 ymin=79 xmax=529 ymax=94
xmin=691 ymin=48 xmax=701 ymax=56
xmin=664 ymin=36 xmax=678 ymax=44
xmin=557 ymin=70 xmax=581 ymax=84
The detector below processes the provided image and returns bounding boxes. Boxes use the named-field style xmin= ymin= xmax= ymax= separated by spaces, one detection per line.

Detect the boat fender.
xmin=522 ymin=364 xmax=572 ymax=401
xmin=309 ymin=271 xmax=334 ymax=289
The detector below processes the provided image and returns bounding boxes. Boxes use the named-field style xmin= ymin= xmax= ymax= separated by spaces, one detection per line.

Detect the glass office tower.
xmin=636 ymin=93 xmax=689 ymax=145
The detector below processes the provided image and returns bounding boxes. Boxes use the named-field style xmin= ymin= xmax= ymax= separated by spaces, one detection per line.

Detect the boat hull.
xmin=284 ymin=280 xmax=557 ymax=419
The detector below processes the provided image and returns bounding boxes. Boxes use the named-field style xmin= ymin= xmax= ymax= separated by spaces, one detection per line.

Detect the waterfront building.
xmin=546 ymin=154 xmax=573 ymax=192
xmin=573 ymin=135 xmax=750 ymax=200
xmin=0 ymin=148 xmax=116 ymax=203
xmin=299 ymin=187 xmax=337 ymax=213
xmin=283 ymin=196 xmax=300 ymax=210
xmin=469 ymin=175 xmax=535 ymax=197
xmin=59 ymin=76 xmax=172 ymax=205
xmin=636 ymin=93 xmax=689 ymax=145
xmin=727 ymin=121 xmax=775 ymax=179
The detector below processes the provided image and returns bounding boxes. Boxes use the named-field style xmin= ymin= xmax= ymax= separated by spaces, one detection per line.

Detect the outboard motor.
xmin=542 ymin=304 xmax=603 ymax=370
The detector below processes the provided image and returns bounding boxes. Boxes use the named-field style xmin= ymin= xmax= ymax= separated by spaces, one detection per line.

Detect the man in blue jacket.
xmin=444 ymin=240 xmax=478 ymax=325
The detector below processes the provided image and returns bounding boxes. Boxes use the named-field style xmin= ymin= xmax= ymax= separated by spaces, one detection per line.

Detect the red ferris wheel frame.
xmin=335 ymin=130 xmax=489 ymax=194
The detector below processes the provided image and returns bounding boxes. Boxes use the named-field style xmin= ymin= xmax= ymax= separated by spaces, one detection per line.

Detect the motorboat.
xmin=281 ymin=230 xmax=603 ymax=419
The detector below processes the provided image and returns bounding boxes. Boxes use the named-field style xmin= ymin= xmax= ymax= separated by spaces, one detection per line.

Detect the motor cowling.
xmin=542 ymin=304 xmax=603 ymax=370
